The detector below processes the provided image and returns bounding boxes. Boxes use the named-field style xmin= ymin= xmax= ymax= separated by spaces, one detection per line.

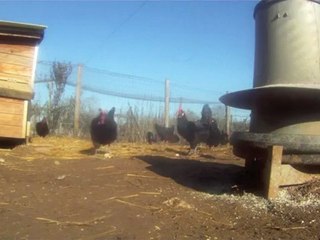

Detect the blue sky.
xmin=1 ymin=0 xmax=258 ymax=120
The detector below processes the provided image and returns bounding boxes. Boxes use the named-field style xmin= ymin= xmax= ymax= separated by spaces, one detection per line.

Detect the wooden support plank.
xmin=265 ymin=145 xmax=283 ymax=200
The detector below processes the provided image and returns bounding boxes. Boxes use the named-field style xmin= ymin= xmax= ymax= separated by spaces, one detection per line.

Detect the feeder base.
xmin=265 ymin=145 xmax=320 ymax=200
xmin=231 ymin=131 xmax=320 ymax=199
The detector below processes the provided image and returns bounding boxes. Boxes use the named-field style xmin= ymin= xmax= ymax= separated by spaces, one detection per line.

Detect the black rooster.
xmin=177 ymin=104 xmax=228 ymax=155
xmin=36 ymin=117 xmax=49 ymax=137
xmin=154 ymin=123 xmax=179 ymax=143
xmin=90 ymin=108 xmax=117 ymax=154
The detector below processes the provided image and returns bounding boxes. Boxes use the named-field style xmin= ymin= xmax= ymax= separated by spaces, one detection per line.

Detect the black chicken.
xmin=154 ymin=123 xmax=179 ymax=143
xmin=176 ymin=110 xmax=207 ymax=154
xmin=177 ymin=104 xmax=228 ymax=155
xmin=146 ymin=131 xmax=157 ymax=144
xmin=201 ymin=104 xmax=228 ymax=147
xmin=90 ymin=108 xmax=117 ymax=154
xmin=36 ymin=117 xmax=49 ymax=137
xmin=200 ymin=104 xmax=213 ymax=125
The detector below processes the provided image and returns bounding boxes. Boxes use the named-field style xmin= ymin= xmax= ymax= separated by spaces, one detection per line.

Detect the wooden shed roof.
xmin=0 ymin=20 xmax=46 ymax=44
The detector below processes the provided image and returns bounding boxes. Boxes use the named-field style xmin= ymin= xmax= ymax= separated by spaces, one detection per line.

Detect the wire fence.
xmin=32 ymin=61 xmax=250 ymax=141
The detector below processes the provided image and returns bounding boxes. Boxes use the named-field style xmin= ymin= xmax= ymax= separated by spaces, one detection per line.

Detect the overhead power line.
xmin=85 ymin=1 xmax=148 ymax=64
xmin=83 ymin=65 xmax=162 ymax=83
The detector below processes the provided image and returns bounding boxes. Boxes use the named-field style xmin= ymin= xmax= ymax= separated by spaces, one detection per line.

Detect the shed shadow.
xmin=0 ymin=138 xmax=26 ymax=149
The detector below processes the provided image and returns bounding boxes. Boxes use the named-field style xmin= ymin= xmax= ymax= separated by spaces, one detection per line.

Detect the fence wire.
xmin=32 ymin=61 xmax=250 ymax=140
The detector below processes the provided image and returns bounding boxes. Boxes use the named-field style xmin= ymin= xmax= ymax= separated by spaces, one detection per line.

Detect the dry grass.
xmin=9 ymin=136 xmax=226 ymax=161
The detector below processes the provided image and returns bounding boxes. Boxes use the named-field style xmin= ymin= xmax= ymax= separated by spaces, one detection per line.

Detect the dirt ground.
xmin=0 ymin=136 xmax=319 ymax=240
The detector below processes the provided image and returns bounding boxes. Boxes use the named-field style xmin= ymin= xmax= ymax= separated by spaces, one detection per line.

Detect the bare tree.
xmin=46 ymin=62 xmax=73 ymax=132
xmin=30 ymin=100 xmax=42 ymax=122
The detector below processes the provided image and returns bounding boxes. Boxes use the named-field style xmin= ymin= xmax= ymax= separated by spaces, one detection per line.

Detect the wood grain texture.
xmin=0 ymin=43 xmax=35 ymax=58
xmin=0 ymin=97 xmax=26 ymax=138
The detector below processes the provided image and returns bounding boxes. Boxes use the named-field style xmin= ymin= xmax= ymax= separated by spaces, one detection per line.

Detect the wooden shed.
xmin=0 ymin=21 xmax=46 ymax=141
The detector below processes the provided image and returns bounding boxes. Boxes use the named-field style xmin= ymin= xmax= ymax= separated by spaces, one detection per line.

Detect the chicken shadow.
xmin=163 ymin=147 xmax=216 ymax=159
xmin=137 ymin=155 xmax=255 ymax=195
xmin=163 ymin=147 xmax=189 ymax=156
xmin=79 ymin=148 xmax=96 ymax=155
xmin=199 ymin=153 xmax=216 ymax=160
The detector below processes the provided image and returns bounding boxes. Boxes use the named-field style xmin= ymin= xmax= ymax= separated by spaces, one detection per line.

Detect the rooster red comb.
xmin=98 ymin=109 xmax=107 ymax=125
xmin=177 ymin=102 xmax=184 ymax=114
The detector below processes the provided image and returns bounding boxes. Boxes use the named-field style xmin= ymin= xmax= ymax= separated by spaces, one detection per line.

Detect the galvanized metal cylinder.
xmin=253 ymin=0 xmax=320 ymax=89
xmin=250 ymin=0 xmax=320 ymax=135
xmin=220 ymin=0 xmax=320 ymax=167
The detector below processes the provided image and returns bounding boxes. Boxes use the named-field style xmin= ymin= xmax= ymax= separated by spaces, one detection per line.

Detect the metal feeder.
xmin=220 ymin=0 xmax=320 ymax=199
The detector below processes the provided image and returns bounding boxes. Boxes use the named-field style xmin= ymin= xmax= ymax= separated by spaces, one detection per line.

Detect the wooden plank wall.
xmin=0 ymin=43 xmax=35 ymax=94
xmin=0 ymin=96 xmax=27 ymax=138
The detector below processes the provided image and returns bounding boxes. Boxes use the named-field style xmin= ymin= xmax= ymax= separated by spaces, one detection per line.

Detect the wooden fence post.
xmin=74 ymin=64 xmax=82 ymax=135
